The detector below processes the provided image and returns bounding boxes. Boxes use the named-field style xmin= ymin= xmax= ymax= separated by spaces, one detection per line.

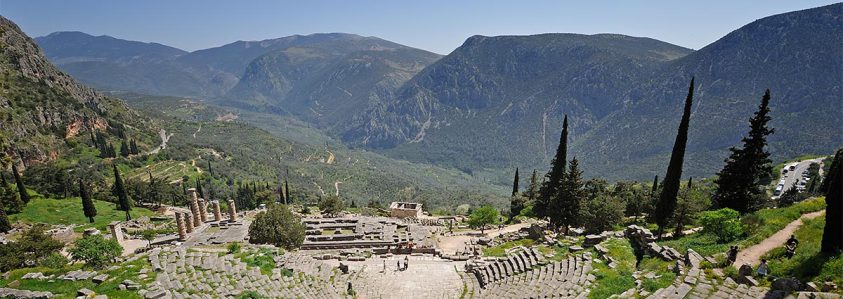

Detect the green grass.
xmin=234 ymin=247 xmax=279 ymax=276
xmin=637 ymin=258 xmax=677 ymax=292
xmin=482 ymin=239 xmax=536 ymax=257
xmin=9 ymin=196 xmax=157 ymax=233
xmin=658 ymin=197 xmax=826 ymax=256
xmin=0 ymin=257 xmax=152 ymax=298
xmin=763 ymin=216 xmax=842 ymax=292
xmin=588 ymin=238 xmax=637 ymax=299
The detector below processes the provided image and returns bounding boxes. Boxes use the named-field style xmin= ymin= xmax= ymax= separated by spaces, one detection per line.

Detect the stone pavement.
xmin=323 ymin=255 xmax=465 ymax=299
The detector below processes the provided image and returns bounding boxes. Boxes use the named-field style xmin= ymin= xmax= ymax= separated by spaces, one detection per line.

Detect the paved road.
xmin=776 ymin=157 xmax=824 ymax=196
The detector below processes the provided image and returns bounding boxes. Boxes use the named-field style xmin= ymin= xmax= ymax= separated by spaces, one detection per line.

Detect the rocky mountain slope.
xmin=0 ymin=17 xmax=154 ymax=165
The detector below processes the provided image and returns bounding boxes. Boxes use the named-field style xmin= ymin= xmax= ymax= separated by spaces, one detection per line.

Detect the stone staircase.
xmin=468 ymin=247 xmax=595 ymax=299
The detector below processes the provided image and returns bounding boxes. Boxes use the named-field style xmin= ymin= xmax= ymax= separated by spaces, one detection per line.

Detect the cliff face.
xmin=0 ymin=16 xmax=152 ymax=165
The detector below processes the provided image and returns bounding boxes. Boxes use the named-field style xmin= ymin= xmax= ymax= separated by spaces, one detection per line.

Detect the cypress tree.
xmin=119 ymin=140 xmax=130 ymax=157
xmin=714 ymin=90 xmax=775 ymax=214
xmin=80 ymin=179 xmax=97 ymax=223
xmin=552 ymin=157 xmax=584 ymax=233
xmin=655 ymin=77 xmax=694 ymax=239
xmin=821 ymin=149 xmax=843 ymax=254
xmin=524 ymin=170 xmax=540 ymax=204
xmin=208 ymin=160 xmax=214 ymax=177
xmin=196 ymin=180 xmax=205 ymax=199
xmin=1 ymin=173 xmax=6 ymax=188
xmin=284 ymin=179 xmax=290 ymax=204
xmin=0 ymin=202 xmax=10 ymax=233
xmin=509 ymin=168 xmax=526 ymax=221
xmin=11 ymin=163 xmax=29 ymax=204
xmin=112 ymin=164 xmax=132 ymax=221
xmin=537 ymin=115 xmax=568 ymax=218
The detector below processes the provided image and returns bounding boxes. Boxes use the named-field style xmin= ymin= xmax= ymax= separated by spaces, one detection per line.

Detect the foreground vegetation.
xmin=764 ymin=216 xmax=843 ymax=288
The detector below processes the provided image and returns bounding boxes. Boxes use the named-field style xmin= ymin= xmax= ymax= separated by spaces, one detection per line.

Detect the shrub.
xmin=0 ymin=225 xmax=63 ymax=271
xmin=248 ymin=204 xmax=305 ymax=249
xmin=39 ymin=252 xmax=68 ymax=269
xmin=227 ymin=242 xmax=242 ymax=254
xmin=700 ymin=208 xmax=744 ymax=243
xmin=69 ymin=234 xmax=123 ymax=269
xmin=580 ymin=194 xmax=625 ymax=234
xmin=740 ymin=213 xmax=765 ymax=236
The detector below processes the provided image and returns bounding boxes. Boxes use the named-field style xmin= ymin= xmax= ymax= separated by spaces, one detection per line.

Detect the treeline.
xmin=511 ymin=79 xmax=835 ymax=242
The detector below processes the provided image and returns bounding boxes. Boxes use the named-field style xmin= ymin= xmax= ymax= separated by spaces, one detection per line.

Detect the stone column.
xmin=198 ymin=198 xmax=208 ymax=223
xmin=212 ymin=200 xmax=222 ymax=222
xmin=108 ymin=221 xmax=123 ymax=243
xmin=189 ymin=189 xmax=201 ymax=226
xmin=228 ymin=199 xmax=237 ymax=222
xmin=184 ymin=212 xmax=193 ymax=233
xmin=175 ymin=213 xmax=187 ymax=241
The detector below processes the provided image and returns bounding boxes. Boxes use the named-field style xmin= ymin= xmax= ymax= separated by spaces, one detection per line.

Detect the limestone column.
xmin=198 ymin=198 xmax=208 ymax=223
xmin=212 ymin=200 xmax=222 ymax=222
xmin=184 ymin=212 xmax=193 ymax=233
xmin=175 ymin=213 xmax=187 ymax=241
xmin=227 ymin=199 xmax=237 ymax=222
xmin=188 ymin=189 xmax=201 ymax=226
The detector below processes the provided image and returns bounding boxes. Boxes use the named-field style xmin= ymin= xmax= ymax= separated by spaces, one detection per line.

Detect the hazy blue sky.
xmin=1 ymin=0 xmax=838 ymax=54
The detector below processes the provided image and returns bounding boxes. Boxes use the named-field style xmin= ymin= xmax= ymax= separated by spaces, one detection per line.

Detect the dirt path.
xmin=734 ymin=210 xmax=824 ymax=266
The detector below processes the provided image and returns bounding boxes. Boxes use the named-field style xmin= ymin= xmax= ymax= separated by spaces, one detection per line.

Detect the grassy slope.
xmin=9 ymin=195 xmax=156 ymax=232
xmin=763 ymin=216 xmax=842 ymax=290
xmin=0 ymin=258 xmax=152 ymax=299
xmin=658 ymin=197 xmax=826 ymax=256
xmin=588 ymin=238 xmax=637 ymax=299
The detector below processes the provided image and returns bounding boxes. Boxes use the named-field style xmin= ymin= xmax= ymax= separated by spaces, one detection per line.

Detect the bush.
xmin=700 ymin=208 xmax=744 ymax=243
xmin=39 ymin=252 xmax=68 ymax=269
xmin=580 ymin=194 xmax=625 ymax=234
xmin=69 ymin=234 xmax=123 ymax=269
xmin=227 ymin=242 xmax=242 ymax=254
xmin=248 ymin=204 xmax=305 ymax=249
xmin=317 ymin=195 xmax=345 ymax=217
xmin=740 ymin=213 xmax=765 ymax=236
xmin=0 ymin=225 xmax=64 ymax=272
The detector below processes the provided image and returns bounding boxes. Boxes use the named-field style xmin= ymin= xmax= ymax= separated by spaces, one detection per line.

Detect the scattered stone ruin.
xmin=302 ymin=216 xmax=435 ymax=250
xmin=389 ymin=201 xmax=422 ymax=218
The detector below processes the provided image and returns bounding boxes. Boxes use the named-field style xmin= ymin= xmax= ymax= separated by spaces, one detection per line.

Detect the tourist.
xmin=727 ymin=246 xmax=738 ymax=265
xmin=404 ymin=256 xmax=409 ymax=270
xmin=397 ymin=259 xmax=401 ymax=271
xmin=757 ymin=259 xmax=769 ymax=277
xmin=383 ymin=260 xmax=386 ymax=272
xmin=785 ymin=235 xmax=799 ymax=259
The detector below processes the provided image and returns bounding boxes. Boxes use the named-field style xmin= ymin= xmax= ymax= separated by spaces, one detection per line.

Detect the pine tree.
xmin=655 ymin=77 xmax=694 ymax=239
xmin=523 ymin=170 xmax=540 ymax=204
xmin=80 ymin=179 xmax=97 ymax=223
xmin=537 ymin=115 xmax=568 ymax=218
xmin=714 ymin=90 xmax=775 ymax=214
xmin=551 ymin=157 xmax=584 ymax=232
xmin=821 ymin=149 xmax=842 ymax=254
xmin=112 ymin=164 xmax=132 ymax=221
xmin=12 ymin=163 xmax=29 ymax=204
xmin=511 ymin=168 xmax=520 ymax=196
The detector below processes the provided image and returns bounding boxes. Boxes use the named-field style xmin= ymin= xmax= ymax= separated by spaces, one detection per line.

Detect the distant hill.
xmin=30 ymin=4 xmax=843 ymax=183
xmin=224 ymin=33 xmax=442 ymax=129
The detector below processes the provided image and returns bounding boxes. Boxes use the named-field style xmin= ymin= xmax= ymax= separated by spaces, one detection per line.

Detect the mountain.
xmin=0 ymin=17 xmax=155 ymax=165
xmin=1 ymin=17 xmax=505 ymax=209
xmin=342 ymin=4 xmax=841 ymax=182
xmin=576 ymin=3 xmax=843 ymax=180
xmin=223 ymin=33 xmax=442 ymax=130
xmin=35 ymin=31 xmax=186 ymax=64
xmin=342 ymin=33 xmax=693 ymax=176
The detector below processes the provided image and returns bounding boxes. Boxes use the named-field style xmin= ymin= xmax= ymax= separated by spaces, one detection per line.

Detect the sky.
xmin=0 ymin=0 xmax=838 ymax=55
